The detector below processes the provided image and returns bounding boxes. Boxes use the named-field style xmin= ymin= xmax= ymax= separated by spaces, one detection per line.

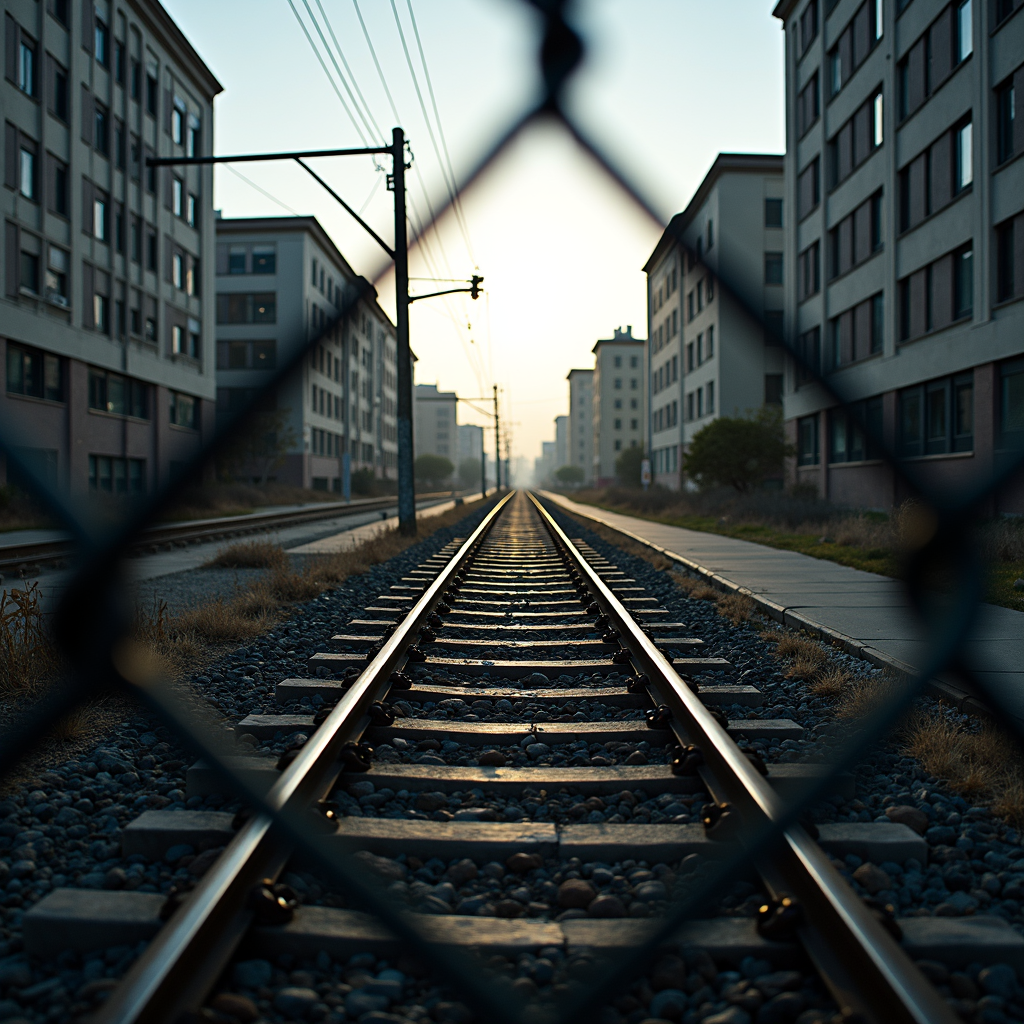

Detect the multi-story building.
xmin=413 ymin=383 xmax=456 ymax=462
xmin=534 ymin=439 xmax=556 ymax=486
xmin=643 ymin=154 xmax=786 ymax=489
xmin=214 ymin=215 xmax=398 ymax=492
xmin=554 ymin=413 xmax=567 ymax=471
xmin=2 ymin=0 xmax=221 ymax=495
xmin=592 ymin=325 xmax=646 ymax=486
xmin=774 ymin=0 xmax=1024 ymax=511
xmin=566 ymin=367 xmax=594 ymax=483
xmin=457 ymin=422 xmax=483 ymax=465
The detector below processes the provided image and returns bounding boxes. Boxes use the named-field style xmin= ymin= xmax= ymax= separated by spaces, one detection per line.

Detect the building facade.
xmin=592 ymin=326 xmax=646 ymax=486
xmin=554 ymin=413 xmax=567 ymax=471
xmin=214 ymin=216 xmax=398 ymax=492
xmin=2 ymin=0 xmax=221 ymax=495
xmin=413 ymin=383 xmax=456 ymax=464
xmin=774 ymin=0 xmax=1024 ymax=511
xmin=644 ymin=154 xmax=786 ymax=490
xmin=457 ymin=422 xmax=482 ymax=464
xmin=566 ymin=367 xmax=593 ymax=483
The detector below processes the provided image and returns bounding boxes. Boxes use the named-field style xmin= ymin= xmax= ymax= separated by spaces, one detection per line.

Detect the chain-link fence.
xmin=1 ymin=2 xmax=1022 ymax=1022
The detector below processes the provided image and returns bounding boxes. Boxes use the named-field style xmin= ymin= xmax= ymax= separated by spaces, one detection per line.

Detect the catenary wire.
xmin=405 ymin=0 xmax=477 ymax=265
xmin=224 ymin=164 xmax=302 ymax=216
xmin=284 ymin=0 xmax=370 ymax=146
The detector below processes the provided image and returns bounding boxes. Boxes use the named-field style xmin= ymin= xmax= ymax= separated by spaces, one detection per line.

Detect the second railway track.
xmin=18 ymin=491 xmax=1023 ymax=1024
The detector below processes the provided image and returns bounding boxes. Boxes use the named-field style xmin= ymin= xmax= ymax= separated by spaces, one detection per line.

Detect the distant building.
xmin=534 ymin=439 xmax=556 ymax=486
xmin=773 ymin=0 xmax=1024 ymax=512
xmin=593 ymin=326 xmax=646 ymax=487
xmin=1 ymin=0 xmax=222 ymax=495
xmin=215 ymin=216 xmax=398 ymax=491
xmin=414 ymin=383 xmax=457 ymax=462
xmin=644 ymin=154 xmax=785 ymax=490
xmin=554 ymin=414 xmax=568 ymax=472
xmin=567 ymin=368 xmax=594 ymax=484
xmin=457 ymin=423 xmax=483 ymax=464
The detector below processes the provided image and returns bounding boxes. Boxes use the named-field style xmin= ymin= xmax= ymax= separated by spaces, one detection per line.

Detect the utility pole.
xmin=391 ymin=128 xmax=416 ymax=536
xmin=493 ymin=385 xmax=501 ymax=491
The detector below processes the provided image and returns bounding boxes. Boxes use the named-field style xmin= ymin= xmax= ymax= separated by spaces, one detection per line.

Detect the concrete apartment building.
xmin=592 ymin=326 xmax=646 ymax=486
xmin=457 ymin=422 xmax=483 ymax=464
xmin=554 ymin=413 xmax=567 ymax=471
xmin=566 ymin=367 xmax=593 ymax=482
xmin=413 ymin=383 xmax=456 ymax=463
xmin=774 ymin=0 xmax=1024 ymax=511
xmin=644 ymin=154 xmax=786 ymax=490
xmin=2 ymin=0 xmax=220 ymax=495
xmin=214 ymin=216 xmax=398 ymax=492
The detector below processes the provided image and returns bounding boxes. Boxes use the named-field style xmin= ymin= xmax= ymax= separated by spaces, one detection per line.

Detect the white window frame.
xmin=19 ymin=149 xmax=34 ymax=199
xmin=956 ymin=122 xmax=973 ymax=191
xmin=93 ymin=197 xmax=107 ymax=240
xmin=873 ymin=92 xmax=884 ymax=147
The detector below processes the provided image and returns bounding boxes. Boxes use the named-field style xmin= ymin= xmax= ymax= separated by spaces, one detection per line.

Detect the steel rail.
xmin=0 ymin=492 xmax=460 ymax=572
xmin=97 ymin=490 xmax=515 ymax=1024
xmin=528 ymin=491 xmax=956 ymax=1024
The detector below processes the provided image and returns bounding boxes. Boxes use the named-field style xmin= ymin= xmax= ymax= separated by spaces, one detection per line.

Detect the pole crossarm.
xmin=144 ymin=145 xmax=392 ymax=167
xmin=407 ymin=286 xmax=476 ymax=303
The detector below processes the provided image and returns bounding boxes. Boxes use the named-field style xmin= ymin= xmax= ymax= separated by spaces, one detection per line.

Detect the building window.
xmin=955 ymin=122 xmax=972 ymax=192
xmin=217 ymin=339 xmax=277 ymax=370
xmin=996 ymin=79 xmax=1015 ymax=165
xmin=18 ymin=38 xmax=35 ymax=96
xmin=88 ymin=369 xmax=149 ymax=418
xmin=145 ymin=67 xmax=158 ymax=117
xmin=94 ymin=102 xmax=109 ymax=155
xmin=228 ymin=246 xmax=246 ymax=274
xmin=796 ymin=326 xmax=821 ymax=384
xmin=45 ymin=245 xmax=68 ymax=305
xmin=216 ymin=292 xmax=277 ymax=324
xmin=186 ymin=194 xmax=196 ymax=227
xmin=765 ymin=197 xmax=783 ymax=228
xmin=829 ymin=48 xmax=841 ymax=98
xmin=19 ymin=147 xmax=35 ymax=200
xmin=93 ymin=197 xmax=107 ymax=241
xmin=899 ymin=374 xmax=973 ymax=456
xmin=765 ymin=252 xmax=784 ymax=285
xmin=873 ymin=92 xmax=884 ymax=148
xmin=172 ymin=324 xmax=184 ymax=354
xmin=1001 ymin=359 xmax=1024 ymax=448
xmin=88 ymin=456 xmax=145 ymax=494
xmin=706 ymin=381 xmax=715 ymax=414
xmin=6 ymin=342 xmax=63 ymax=402
xmin=955 ymin=0 xmax=972 ymax=64
xmin=765 ymin=374 xmax=784 ymax=405
xmin=18 ymin=246 xmax=37 ymax=294
xmin=187 ymin=116 xmax=201 ymax=158
xmin=94 ymin=17 xmax=109 ymax=66
xmin=797 ymin=414 xmax=819 ymax=465
xmin=172 ymin=177 xmax=183 ymax=217
xmin=94 ymin=292 xmax=109 ymax=333
xmin=51 ymin=63 xmax=69 ymax=122
xmin=146 ymin=229 xmax=157 ymax=271
xmin=171 ymin=101 xmax=184 ymax=145
xmin=114 ymin=39 xmax=125 ymax=84
xmin=252 ymin=245 xmax=276 ymax=273
xmin=874 ymin=0 xmax=883 ymax=38
xmin=954 ymin=246 xmax=973 ymax=320
xmin=172 ymin=252 xmax=183 ymax=289
xmin=169 ymin=392 xmax=198 ymax=429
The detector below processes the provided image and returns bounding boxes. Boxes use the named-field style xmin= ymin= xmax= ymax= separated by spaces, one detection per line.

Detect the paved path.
xmin=544 ymin=492 xmax=1024 ymax=725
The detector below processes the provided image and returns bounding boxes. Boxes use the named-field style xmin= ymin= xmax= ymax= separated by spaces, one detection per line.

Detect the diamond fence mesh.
xmin=0 ymin=2 xmax=1022 ymax=1022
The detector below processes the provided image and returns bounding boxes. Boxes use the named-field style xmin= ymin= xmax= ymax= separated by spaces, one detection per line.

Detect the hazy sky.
xmin=163 ymin=0 xmax=785 ymax=463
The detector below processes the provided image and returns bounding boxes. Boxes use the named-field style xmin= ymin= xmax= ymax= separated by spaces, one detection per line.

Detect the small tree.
xmin=218 ymin=407 xmax=297 ymax=485
xmin=682 ymin=407 xmax=794 ymax=492
xmin=458 ymin=457 xmax=481 ymax=489
xmin=414 ymin=454 xmax=454 ymax=487
xmin=555 ymin=465 xmax=585 ymax=486
xmin=614 ymin=445 xmax=646 ymax=488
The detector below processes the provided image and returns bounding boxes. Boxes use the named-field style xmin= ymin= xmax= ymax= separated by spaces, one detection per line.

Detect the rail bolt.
xmin=756 ymin=896 xmax=803 ymax=941
xmin=646 ymin=705 xmax=672 ymax=730
xmin=248 ymin=880 xmax=299 ymax=925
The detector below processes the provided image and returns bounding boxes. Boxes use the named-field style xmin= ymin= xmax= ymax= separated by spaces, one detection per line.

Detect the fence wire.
xmin=0 ymin=1 xmax=1022 ymax=1022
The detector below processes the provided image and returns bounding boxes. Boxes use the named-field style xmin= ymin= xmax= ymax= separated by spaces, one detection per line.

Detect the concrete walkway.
xmin=543 ymin=492 xmax=1024 ymax=725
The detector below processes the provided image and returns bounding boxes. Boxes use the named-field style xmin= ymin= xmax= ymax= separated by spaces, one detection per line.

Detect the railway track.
xmin=0 ymin=492 xmax=458 ymax=574
xmin=20 ymin=491 xmax=1021 ymax=1023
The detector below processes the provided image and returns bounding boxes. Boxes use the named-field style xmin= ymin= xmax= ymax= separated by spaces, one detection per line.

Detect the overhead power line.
xmin=225 ymin=164 xmax=302 ymax=215
xmin=285 ymin=0 xmax=370 ymax=146
xmin=405 ymin=0 xmax=476 ymax=266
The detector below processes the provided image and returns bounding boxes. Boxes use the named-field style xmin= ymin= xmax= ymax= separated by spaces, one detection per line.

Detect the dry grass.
xmin=207 ymin=540 xmax=289 ymax=571
xmin=0 ymin=584 xmax=64 ymax=696
xmin=761 ymin=629 xmax=832 ymax=682
xmin=717 ymin=593 xmax=755 ymax=624
xmin=807 ymin=665 xmax=855 ymax=700
xmin=904 ymin=713 xmax=1024 ymax=824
